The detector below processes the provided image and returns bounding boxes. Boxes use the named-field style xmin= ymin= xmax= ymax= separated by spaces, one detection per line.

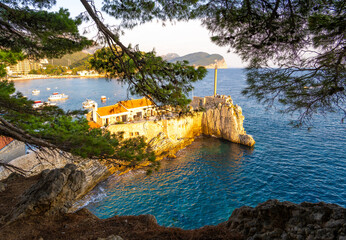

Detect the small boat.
xmin=32 ymin=89 xmax=40 ymax=95
xmin=82 ymin=99 xmax=96 ymax=108
xmin=101 ymin=96 xmax=107 ymax=102
xmin=32 ymin=100 xmax=44 ymax=109
xmin=46 ymin=87 xmax=51 ymax=90
xmin=48 ymin=92 xmax=68 ymax=101
xmin=45 ymin=101 xmax=57 ymax=106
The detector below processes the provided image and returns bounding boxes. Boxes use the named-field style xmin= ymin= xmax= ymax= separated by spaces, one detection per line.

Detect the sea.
xmin=13 ymin=69 xmax=346 ymax=230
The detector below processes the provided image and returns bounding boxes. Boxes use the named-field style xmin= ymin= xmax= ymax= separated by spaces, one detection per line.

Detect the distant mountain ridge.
xmin=162 ymin=52 xmax=227 ymax=68
xmin=49 ymin=49 xmax=227 ymax=69
xmin=161 ymin=53 xmax=180 ymax=61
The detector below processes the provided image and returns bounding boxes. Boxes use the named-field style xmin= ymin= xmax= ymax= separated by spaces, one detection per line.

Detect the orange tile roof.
xmin=96 ymin=103 xmax=128 ymax=117
xmin=119 ymin=97 xmax=155 ymax=109
xmin=0 ymin=136 xmax=13 ymax=150
xmin=88 ymin=121 xmax=101 ymax=129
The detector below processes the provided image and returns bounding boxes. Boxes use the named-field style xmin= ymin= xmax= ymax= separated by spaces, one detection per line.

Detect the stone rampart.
xmin=107 ymin=113 xmax=203 ymax=141
xmin=107 ymin=96 xmax=255 ymax=156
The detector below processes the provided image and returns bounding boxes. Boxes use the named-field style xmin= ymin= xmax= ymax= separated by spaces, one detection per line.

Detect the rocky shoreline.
xmin=0 ymin=165 xmax=345 ymax=239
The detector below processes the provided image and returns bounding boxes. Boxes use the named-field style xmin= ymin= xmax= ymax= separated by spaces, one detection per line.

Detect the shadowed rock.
xmin=224 ymin=199 xmax=346 ymax=240
xmin=4 ymin=164 xmax=86 ymax=223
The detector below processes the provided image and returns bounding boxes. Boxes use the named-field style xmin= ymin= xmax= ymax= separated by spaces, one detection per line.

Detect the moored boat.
xmin=32 ymin=89 xmax=40 ymax=95
xmin=101 ymin=96 xmax=107 ymax=102
xmin=48 ymin=92 xmax=68 ymax=101
xmin=33 ymin=100 xmax=57 ymax=109
xmin=45 ymin=101 xmax=57 ymax=106
xmin=32 ymin=100 xmax=44 ymax=108
xmin=82 ymin=99 xmax=96 ymax=108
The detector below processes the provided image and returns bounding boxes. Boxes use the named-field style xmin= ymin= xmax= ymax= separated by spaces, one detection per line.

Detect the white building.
xmin=90 ymin=97 xmax=157 ymax=127
xmin=77 ymin=70 xmax=98 ymax=76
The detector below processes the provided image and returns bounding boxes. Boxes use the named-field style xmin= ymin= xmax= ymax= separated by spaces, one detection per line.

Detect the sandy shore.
xmin=7 ymin=74 xmax=105 ymax=81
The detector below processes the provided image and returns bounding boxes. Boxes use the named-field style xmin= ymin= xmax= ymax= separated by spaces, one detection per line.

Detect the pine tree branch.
xmin=0 ymin=116 xmax=58 ymax=150
xmin=80 ymin=0 xmax=158 ymax=106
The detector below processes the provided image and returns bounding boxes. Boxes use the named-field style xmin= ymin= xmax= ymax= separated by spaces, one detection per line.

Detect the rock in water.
xmin=5 ymin=164 xmax=86 ymax=223
xmin=191 ymin=96 xmax=255 ymax=147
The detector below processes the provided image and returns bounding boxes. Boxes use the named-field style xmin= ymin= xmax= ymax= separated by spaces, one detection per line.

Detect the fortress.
xmin=86 ymin=65 xmax=255 ymax=155
xmin=100 ymin=95 xmax=255 ymax=158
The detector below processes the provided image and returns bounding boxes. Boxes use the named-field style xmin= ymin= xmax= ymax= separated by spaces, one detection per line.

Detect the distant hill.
xmin=69 ymin=55 xmax=91 ymax=69
xmin=49 ymin=51 xmax=90 ymax=67
xmin=161 ymin=53 xmax=180 ymax=61
xmin=82 ymin=45 xmax=103 ymax=55
xmin=49 ymin=50 xmax=227 ymax=69
xmin=166 ymin=52 xmax=227 ymax=68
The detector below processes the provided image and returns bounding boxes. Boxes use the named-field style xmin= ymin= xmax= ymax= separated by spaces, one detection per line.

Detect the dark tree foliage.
xmin=200 ymin=0 xmax=346 ymax=125
xmin=0 ymin=50 xmax=25 ymax=77
xmin=100 ymin=0 xmax=345 ymax=125
xmin=80 ymin=0 xmax=206 ymax=107
xmin=101 ymin=0 xmax=200 ymax=28
xmin=0 ymin=0 xmax=92 ymax=58
xmin=89 ymin=47 xmax=206 ymax=107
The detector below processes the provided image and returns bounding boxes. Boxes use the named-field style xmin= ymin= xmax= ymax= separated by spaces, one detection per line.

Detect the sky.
xmin=53 ymin=0 xmax=246 ymax=68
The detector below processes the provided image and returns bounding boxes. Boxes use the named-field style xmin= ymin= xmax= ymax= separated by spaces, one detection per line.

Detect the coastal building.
xmin=77 ymin=70 xmax=98 ymax=76
xmin=90 ymin=97 xmax=157 ymax=127
xmin=8 ymin=59 xmax=44 ymax=75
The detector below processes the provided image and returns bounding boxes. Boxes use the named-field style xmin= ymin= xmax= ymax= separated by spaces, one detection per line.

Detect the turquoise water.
xmin=14 ymin=69 xmax=346 ymax=229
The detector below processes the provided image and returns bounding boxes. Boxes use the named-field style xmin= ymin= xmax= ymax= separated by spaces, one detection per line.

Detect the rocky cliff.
xmin=224 ymin=199 xmax=346 ymax=240
xmin=204 ymin=59 xmax=227 ymax=69
xmin=0 ymin=151 xmax=112 ymax=201
xmin=3 ymin=164 xmax=86 ymax=224
xmin=191 ymin=96 xmax=255 ymax=147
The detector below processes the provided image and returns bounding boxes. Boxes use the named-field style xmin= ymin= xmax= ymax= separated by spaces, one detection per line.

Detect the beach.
xmin=7 ymin=74 xmax=105 ymax=81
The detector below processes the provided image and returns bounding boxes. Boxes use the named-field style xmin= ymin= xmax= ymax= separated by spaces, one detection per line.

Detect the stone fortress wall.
xmin=107 ymin=95 xmax=255 ymax=157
